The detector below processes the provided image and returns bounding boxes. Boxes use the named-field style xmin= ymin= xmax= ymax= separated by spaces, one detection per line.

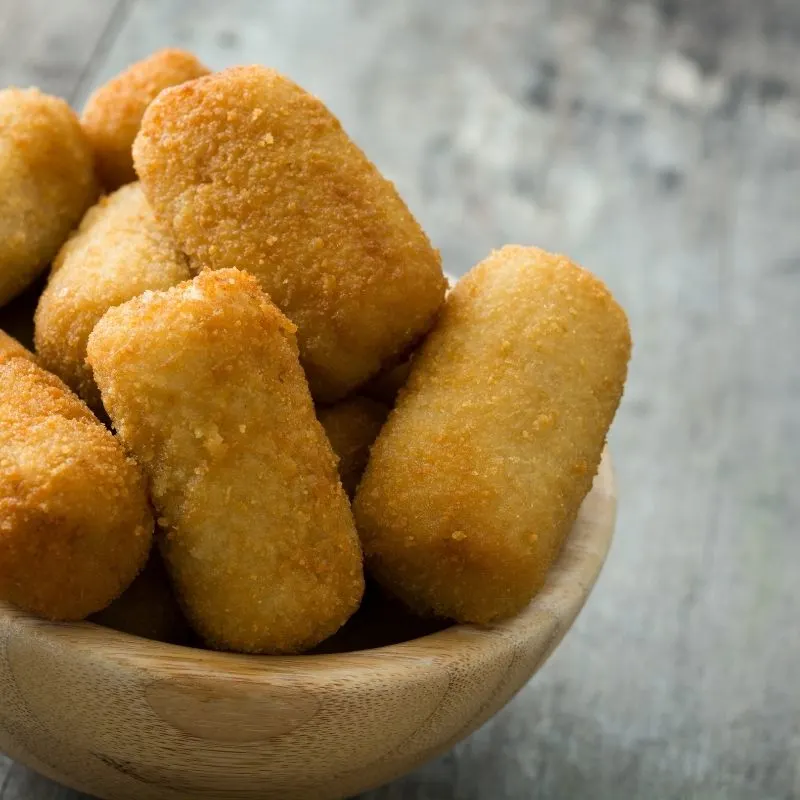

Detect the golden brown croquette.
xmin=133 ymin=66 xmax=446 ymax=401
xmin=0 ymin=359 xmax=152 ymax=620
xmin=354 ymin=246 xmax=631 ymax=624
xmin=81 ymin=48 xmax=209 ymax=190
xmin=87 ymin=268 xmax=364 ymax=653
xmin=0 ymin=329 xmax=35 ymax=365
xmin=0 ymin=88 xmax=98 ymax=306
xmin=34 ymin=182 xmax=190 ymax=409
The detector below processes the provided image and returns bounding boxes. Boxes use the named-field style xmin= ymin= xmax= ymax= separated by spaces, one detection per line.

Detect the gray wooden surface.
xmin=1 ymin=0 xmax=799 ymax=798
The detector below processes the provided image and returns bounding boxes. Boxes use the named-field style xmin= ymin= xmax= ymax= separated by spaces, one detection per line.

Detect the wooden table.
xmin=1 ymin=1 xmax=798 ymax=797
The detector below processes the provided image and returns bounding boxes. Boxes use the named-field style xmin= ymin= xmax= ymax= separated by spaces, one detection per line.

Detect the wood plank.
xmin=0 ymin=756 xmax=9 ymax=797
xmin=2 ymin=1 xmax=800 ymax=798
xmin=358 ymin=1 xmax=800 ymax=796
xmin=0 ymin=0 xmax=127 ymax=101
xmin=363 ymin=3 xmax=755 ymax=796
xmin=0 ymin=763 xmax=79 ymax=800
xmin=681 ymin=25 xmax=800 ymax=799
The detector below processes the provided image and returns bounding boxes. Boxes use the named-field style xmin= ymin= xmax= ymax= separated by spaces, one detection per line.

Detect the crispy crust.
xmin=34 ymin=182 xmax=190 ymax=409
xmin=81 ymin=48 xmax=209 ymax=189
xmin=0 ymin=329 xmax=35 ymax=366
xmin=0 ymin=88 xmax=98 ymax=306
xmin=354 ymin=246 xmax=631 ymax=624
xmin=133 ymin=66 xmax=446 ymax=401
xmin=87 ymin=268 xmax=365 ymax=653
xmin=0 ymin=358 xmax=153 ymax=620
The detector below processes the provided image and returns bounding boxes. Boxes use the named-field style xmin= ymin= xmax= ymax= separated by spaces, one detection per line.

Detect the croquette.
xmin=0 ymin=329 xmax=35 ymax=365
xmin=34 ymin=182 xmax=190 ymax=409
xmin=0 ymin=88 xmax=98 ymax=306
xmin=133 ymin=66 xmax=446 ymax=401
xmin=81 ymin=48 xmax=209 ymax=190
xmin=0 ymin=358 xmax=153 ymax=620
xmin=354 ymin=246 xmax=631 ymax=624
xmin=87 ymin=268 xmax=365 ymax=653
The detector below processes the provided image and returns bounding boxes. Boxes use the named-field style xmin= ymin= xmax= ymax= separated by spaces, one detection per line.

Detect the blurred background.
xmin=1 ymin=0 xmax=798 ymax=798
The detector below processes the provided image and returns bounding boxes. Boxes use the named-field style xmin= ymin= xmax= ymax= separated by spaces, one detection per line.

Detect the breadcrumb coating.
xmin=81 ymin=48 xmax=209 ymax=190
xmin=133 ymin=66 xmax=446 ymax=401
xmin=0 ymin=329 xmax=35 ymax=365
xmin=0 ymin=88 xmax=98 ymax=306
xmin=354 ymin=246 xmax=631 ymax=624
xmin=34 ymin=182 xmax=190 ymax=410
xmin=0 ymin=358 xmax=153 ymax=620
xmin=318 ymin=397 xmax=388 ymax=498
xmin=87 ymin=268 xmax=365 ymax=653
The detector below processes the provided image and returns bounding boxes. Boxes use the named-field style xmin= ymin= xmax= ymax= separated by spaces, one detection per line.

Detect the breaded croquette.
xmin=354 ymin=246 xmax=631 ymax=624
xmin=0 ymin=88 xmax=98 ymax=307
xmin=34 ymin=183 xmax=190 ymax=409
xmin=0 ymin=329 xmax=35 ymax=365
xmin=0 ymin=358 xmax=153 ymax=620
xmin=91 ymin=550 xmax=191 ymax=645
xmin=133 ymin=66 xmax=446 ymax=401
xmin=361 ymin=273 xmax=453 ymax=405
xmin=318 ymin=397 xmax=389 ymax=498
xmin=87 ymin=268 xmax=364 ymax=653
xmin=81 ymin=49 xmax=209 ymax=190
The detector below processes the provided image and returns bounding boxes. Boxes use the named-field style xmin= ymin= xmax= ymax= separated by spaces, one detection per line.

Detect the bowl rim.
xmin=0 ymin=451 xmax=615 ymax=682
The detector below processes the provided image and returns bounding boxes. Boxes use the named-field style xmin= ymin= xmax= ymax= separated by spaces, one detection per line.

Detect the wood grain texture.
xmin=0 ymin=0 xmax=128 ymax=102
xmin=0 ymin=459 xmax=614 ymax=800
xmin=0 ymin=0 xmax=798 ymax=798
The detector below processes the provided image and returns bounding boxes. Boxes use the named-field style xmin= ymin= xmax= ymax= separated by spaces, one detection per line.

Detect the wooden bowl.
xmin=0 ymin=453 xmax=615 ymax=800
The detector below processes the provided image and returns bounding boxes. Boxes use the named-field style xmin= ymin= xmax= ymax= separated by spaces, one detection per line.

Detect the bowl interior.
xmin=0 ymin=451 xmax=615 ymax=673
xmin=0 ymin=454 xmax=615 ymax=800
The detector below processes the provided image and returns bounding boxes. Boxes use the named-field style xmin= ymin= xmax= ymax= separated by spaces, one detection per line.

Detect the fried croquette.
xmin=354 ymin=246 xmax=631 ymax=624
xmin=34 ymin=182 xmax=190 ymax=409
xmin=81 ymin=48 xmax=209 ymax=190
xmin=318 ymin=397 xmax=389 ymax=498
xmin=0 ymin=329 xmax=35 ymax=365
xmin=87 ymin=268 xmax=365 ymax=653
xmin=133 ymin=66 xmax=446 ymax=401
xmin=0 ymin=358 xmax=153 ymax=621
xmin=361 ymin=272 xmax=451 ymax=404
xmin=0 ymin=88 xmax=98 ymax=307
xmin=91 ymin=550 xmax=191 ymax=644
